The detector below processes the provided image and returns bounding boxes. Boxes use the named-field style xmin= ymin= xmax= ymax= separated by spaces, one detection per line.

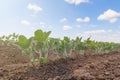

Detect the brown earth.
xmin=0 ymin=46 xmax=120 ymax=80
xmin=0 ymin=45 xmax=29 ymax=67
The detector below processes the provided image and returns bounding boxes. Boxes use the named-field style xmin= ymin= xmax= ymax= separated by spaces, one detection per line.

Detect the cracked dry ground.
xmin=0 ymin=46 xmax=120 ymax=80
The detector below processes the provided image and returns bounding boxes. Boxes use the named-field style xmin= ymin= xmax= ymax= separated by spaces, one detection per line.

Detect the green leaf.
xmin=16 ymin=35 xmax=31 ymax=49
xmin=34 ymin=29 xmax=51 ymax=42
xmin=39 ymin=57 xmax=48 ymax=63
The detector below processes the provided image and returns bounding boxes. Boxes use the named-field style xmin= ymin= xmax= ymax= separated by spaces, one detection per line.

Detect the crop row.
xmin=0 ymin=29 xmax=119 ymax=64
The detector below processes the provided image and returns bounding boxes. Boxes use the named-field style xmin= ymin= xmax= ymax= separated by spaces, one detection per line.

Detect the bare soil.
xmin=0 ymin=46 xmax=120 ymax=80
xmin=0 ymin=45 xmax=29 ymax=67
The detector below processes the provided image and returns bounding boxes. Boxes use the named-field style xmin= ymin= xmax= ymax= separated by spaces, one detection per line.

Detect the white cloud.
xmin=27 ymin=3 xmax=42 ymax=13
xmin=92 ymin=34 xmax=120 ymax=43
xmin=97 ymin=9 xmax=120 ymax=23
xmin=63 ymin=25 xmax=72 ymax=30
xmin=21 ymin=20 xmax=30 ymax=26
xmin=76 ymin=25 xmax=81 ymax=28
xmin=89 ymin=24 xmax=98 ymax=27
xmin=117 ymin=31 xmax=120 ymax=34
xmin=118 ymin=26 xmax=120 ymax=28
xmin=30 ymin=14 xmax=37 ymax=17
xmin=60 ymin=18 xmax=67 ymax=23
xmin=76 ymin=30 xmax=120 ymax=43
xmin=39 ymin=22 xmax=53 ymax=30
xmin=76 ymin=17 xmax=90 ymax=22
xmin=65 ymin=0 xmax=89 ymax=5
xmin=81 ymin=29 xmax=112 ymax=38
xmin=40 ymin=22 xmax=47 ymax=28
xmin=84 ymin=30 xmax=106 ymax=34
xmin=31 ymin=27 xmax=36 ymax=30
xmin=107 ymin=29 xmax=112 ymax=32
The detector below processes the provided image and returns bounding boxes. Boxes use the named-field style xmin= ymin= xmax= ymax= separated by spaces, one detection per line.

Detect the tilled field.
xmin=0 ymin=46 xmax=120 ymax=80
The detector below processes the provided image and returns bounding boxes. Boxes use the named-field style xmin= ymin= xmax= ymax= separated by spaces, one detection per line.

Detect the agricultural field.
xmin=0 ymin=29 xmax=120 ymax=80
xmin=1 ymin=0 xmax=120 ymax=80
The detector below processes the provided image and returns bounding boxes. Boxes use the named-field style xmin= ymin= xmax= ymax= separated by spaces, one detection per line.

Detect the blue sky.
xmin=0 ymin=0 xmax=120 ymax=43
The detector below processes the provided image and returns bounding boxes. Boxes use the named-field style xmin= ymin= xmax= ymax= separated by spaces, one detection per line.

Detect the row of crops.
xmin=0 ymin=29 xmax=119 ymax=64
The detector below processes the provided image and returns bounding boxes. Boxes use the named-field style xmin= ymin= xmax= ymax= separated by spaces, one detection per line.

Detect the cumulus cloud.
xmin=30 ymin=14 xmax=37 ymax=17
xmin=21 ymin=20 xmax=30 ymax=26
xmin=76 ymin=29 xmax=120 ymax=43
xmin=60 ymin=18 xmax=67 ymax=23
xmin=97 ymin=9 xmax=120 ymax=23
xmin=81 ymin=29 xmax=112 ymax=38
xmin=107 ymin=29 xmax=112 ymax=32
xmin=89 ymin=24 xmax=98 ymax=27
xmin=31 ymin=27 xmax=36 ymax=30
xmin=76 ymin=17 xmax=90 ymax=22
xmin=94 ymin=32 xmax=120 ymax=43
xmin=65 ymin=0 xmax=89 ymax=5
xmin=118 ymin=26 xmax=120 ymax=29
xmin=92 ymin=33 xmax=120 ymax=43
xmin=27 ymin=3 xmax=42 ymax=13
xmin=39 ymin=22 xmax=53 ymax=30
xmin=84 ymin=30 xmax=106 ymax=34
xmin=63 ymin=25 xmax=72 ymax=30
xmin=76 ymin=25 xmax=82 ymax=28
xmin=40 ymin=22 xmax=47 ymax=28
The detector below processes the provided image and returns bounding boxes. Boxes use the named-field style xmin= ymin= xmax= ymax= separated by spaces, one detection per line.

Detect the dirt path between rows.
xmin=0 ymin=51 xmax=120 ymax=80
